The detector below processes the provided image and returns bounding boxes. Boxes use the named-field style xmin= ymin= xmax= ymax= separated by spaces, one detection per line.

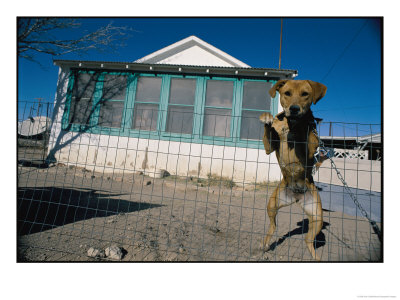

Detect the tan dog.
xmin=259 ymin=80 xmax=327 ymax=261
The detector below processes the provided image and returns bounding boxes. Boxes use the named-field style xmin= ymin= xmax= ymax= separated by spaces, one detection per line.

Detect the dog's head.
xmin=269 ymin=80 xmax=327 ymax=119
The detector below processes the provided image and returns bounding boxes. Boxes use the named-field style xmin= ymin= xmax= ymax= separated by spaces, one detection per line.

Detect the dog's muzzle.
xmin=286 ymin=183 xmax=308 ymax=194
xmin=289 ymin=105 xmax=301 ymax=116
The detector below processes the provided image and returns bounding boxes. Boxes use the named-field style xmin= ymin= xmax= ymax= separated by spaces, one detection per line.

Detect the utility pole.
xmin=279 ymin=18 xmax=283 ymax=69
xmin=34 ymin=98 xmax=44 ymax=116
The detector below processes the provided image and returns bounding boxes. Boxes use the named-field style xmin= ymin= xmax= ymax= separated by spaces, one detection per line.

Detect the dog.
xmin=259 ymin=79 xmax=327 ymax=261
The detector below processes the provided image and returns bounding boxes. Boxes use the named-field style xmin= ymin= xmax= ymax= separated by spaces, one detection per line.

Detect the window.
xmin=65 ymin=70 xmax=278 ymax=149
xmin=132 ymin=76 xmax=162 ymax=131
xmin=240 ymin=81 xmax=272 ymax=140
xmin=166 ymin=78 xmax=196 ymax=134
xmin=203 ymin=80 xmax=234 ymax=137
xmin=98 ymin=74 xmax=127 ymax=128
xmin=69 ymin=73 xmax=98 ymax=125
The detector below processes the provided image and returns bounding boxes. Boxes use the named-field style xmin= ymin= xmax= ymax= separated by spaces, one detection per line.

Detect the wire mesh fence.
xmin=17 ymin=100 xmax=382 ymax=262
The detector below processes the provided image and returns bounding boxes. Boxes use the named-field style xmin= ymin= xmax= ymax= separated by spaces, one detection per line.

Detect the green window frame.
xmin=62 ymin=70 xmax=101 ymax=132
xmin=62 ymin=70 xmax=133 ymax=136
xmin=161 ymin=75 xmax=200 ymax=142
xmin=130 ymin=74 xmax=163 ymax=132
xmin=62 ymin=70 xmax=278 ymax=149
xmin=200 ymin=78 xmax=236 ymax=141
xmin=97 ymin=73 xmax=129 ymax=129
xmin=238 ymin=79 xmax=274 ymax=142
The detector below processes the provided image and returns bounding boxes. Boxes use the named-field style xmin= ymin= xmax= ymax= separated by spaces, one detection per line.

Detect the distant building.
xmin=320 ymin=133 xmax=381 ymax=160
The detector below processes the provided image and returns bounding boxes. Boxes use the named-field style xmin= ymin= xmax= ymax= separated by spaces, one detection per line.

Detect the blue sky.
xmin=18 ymin=17 xmax=382 ymax=135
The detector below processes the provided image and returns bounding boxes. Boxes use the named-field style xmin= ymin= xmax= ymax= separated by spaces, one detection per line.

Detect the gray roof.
xmin=53 ymin=59 xmax=298 ymax=79
xmin=359 ymin=133 xmax=381 ymax=143
xmin=320 ymin=133 xmax=381 ymax=144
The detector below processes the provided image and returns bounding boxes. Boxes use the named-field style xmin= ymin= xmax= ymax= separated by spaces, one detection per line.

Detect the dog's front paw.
xmin=259 ymin=112 xmax=274 ymax=125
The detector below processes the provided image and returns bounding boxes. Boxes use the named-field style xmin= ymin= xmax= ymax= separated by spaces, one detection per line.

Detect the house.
xmin=48 ymin=35 xmax=298 ymax=184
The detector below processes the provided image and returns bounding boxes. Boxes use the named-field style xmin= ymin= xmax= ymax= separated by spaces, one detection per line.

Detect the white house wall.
xmin=49 ymin=132 xmax=283 ymax=185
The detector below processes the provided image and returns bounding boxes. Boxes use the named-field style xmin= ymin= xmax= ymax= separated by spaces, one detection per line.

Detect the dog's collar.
xmin=280 ymin=110 xmax=319 ymax=130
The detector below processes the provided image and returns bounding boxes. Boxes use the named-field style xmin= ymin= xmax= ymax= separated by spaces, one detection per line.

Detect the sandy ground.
xmin=17 ymin=160 xmax=382 ymax=262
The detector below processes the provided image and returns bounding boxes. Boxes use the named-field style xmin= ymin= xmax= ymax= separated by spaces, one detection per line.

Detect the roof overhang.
xmin=53 ymin=59 xmax=298 ymax=80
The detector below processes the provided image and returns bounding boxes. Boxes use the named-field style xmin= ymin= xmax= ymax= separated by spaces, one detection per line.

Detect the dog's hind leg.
xmin=301 ymin=183 xmax=323 ymax=261
xmin=263 ymin=190 xmax=279 ymax=251
xmin=262 ymin=181 xmax=291 ymax=251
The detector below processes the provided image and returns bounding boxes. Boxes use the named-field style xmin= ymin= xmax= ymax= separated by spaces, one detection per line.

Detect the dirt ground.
xmin=17 ymin=160 xmax=382 ymax=262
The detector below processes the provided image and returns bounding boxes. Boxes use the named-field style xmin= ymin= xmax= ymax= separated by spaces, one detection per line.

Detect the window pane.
xmin=73 ymin=73 xmax=97 ymax=99
xmin=69 ymin=98 xmax=92 ymax=125
xmin=240 ymin=110 xmax=265 ymax=140
xmin=169 ymin=78 xmax=196 ymax=105
xmin=99 ymin=101 xmax=124 ymax=128
xmin=166 ymin=106 xmax=194 ymax=134
xmin=242 ymin=81 xmax=272 ymax=110
xmin=135 ymin=77 xmax=162 ymax=102
xmin=205 ymin=80 xmax=233 ymax=108
xmin=132 ymin=103 xmax=158 ymax=131
xmin=102 ymin=75 xmax=127 ymax=100
xmin=203 ymin=108 xmax=231 ymax=137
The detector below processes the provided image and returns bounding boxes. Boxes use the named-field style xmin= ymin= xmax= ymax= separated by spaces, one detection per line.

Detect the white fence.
xmin=333 ymin=148 xmax=368 ymax=160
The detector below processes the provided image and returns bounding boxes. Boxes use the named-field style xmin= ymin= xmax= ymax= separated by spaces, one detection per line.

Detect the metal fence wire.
xmin=17 ymin=100 xmax=382 ymax=262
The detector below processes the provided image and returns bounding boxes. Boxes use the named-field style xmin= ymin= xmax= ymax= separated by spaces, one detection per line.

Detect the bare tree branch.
xmin=18 ymin=18 xmax=134 ymax=63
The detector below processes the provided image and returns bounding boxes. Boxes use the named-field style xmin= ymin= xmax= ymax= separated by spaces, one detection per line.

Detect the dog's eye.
xmin=301 ymin=92 xmax=309 ymax=97
xmin=284 ymin=91 xmax=291 ymax=97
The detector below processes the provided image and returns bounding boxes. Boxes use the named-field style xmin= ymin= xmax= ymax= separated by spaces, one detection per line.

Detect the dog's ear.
xmin=307 ymin=80 xmax=327 ymax=104
xmin=269 ymin=80 xmax=288 ymax=98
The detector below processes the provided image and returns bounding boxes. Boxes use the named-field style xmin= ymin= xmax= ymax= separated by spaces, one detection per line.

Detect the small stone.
xmin=107 ymin=217 xmax=116 ymax=224
xmin=105 ymin=246 xmax=124 ymax=260
xmin=160 ymin=169 xmax=170 ymax=178
xmin=209 ymin=227 xmax=220 ymax=234
xmin=146 ymin=181 xmax=152 ymax=186
xmin=87 ymin=247 xmax=105 ymax=258
xmin=149 ymin=240 xmax=158 ymax=248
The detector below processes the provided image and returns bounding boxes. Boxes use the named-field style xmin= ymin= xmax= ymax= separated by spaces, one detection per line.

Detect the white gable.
xmin=135 ymin=35 xmax=250 ymax=68
xmin=145 ymin=44 xmax=239 ymax=67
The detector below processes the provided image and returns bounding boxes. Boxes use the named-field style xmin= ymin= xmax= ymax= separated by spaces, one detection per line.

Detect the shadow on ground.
xmin=18 ymin=160 xmax=49 ymax=168
xmin=269 ymin=219 xmax=330 ymax=251
xmin=17 ymin=187 xmax=162 ymax=236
